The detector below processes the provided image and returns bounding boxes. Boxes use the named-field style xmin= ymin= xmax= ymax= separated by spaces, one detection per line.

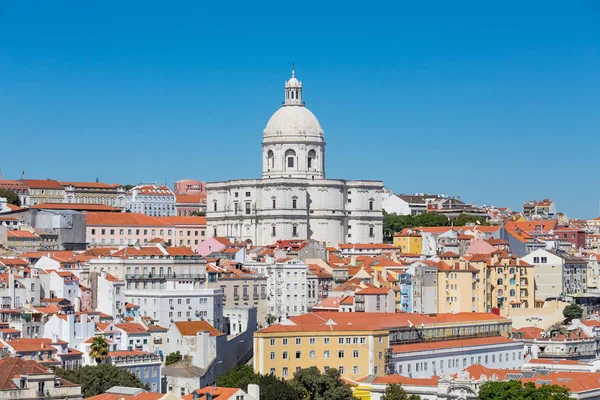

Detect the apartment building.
xmin=247 ymin=259 xmax=318 ymax=319
xmin=125 ymin=184 xmax=176 ymax=217
xmin=254 ymin=311 xmax=512 ymax=381
xmin=61 ymin=181 xmax=125 ymax=208
xmin=206 ymin=261 xmax=268 ymax=325
xmin=86 ymin=212 xmax=206 ymax=251
xmin=21 ymin=179 xmax=65 ymax=205
xmin=522 ymin=249 xmax=588 ymax=300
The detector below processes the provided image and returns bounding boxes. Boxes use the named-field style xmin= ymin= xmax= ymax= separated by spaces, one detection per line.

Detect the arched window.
xmin=510 ymin=278 xmax=516 ymax=285
xmin=509 ymin=268 xmax=515 ymax=274
xmin=285 ymin=149 xmax=296 ymax=169
xmin=510 ymin=289 xmax=516 ymax=297
xmin=267 ymin=150 xmax=275 ymax=169
xmin=369 ymin=198 xmax=375 ymax=211
xmin=497 ymin=268 xmax=503 ymax=274
xmin=497 ymin=278 xmax=503 ymax=285
xmin=307 ymin=149 xmax=316 ymax=169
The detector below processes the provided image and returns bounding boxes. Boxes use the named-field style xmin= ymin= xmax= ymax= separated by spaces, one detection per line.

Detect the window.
xmin=324 ymin=338 xmax=330 ymax=345
xmin=270 ymin=338 xmax=275 ymax=346
xmin=282 ymin=351 xmax=288 ymax=359
xmin=292 ymin=198 xmax=297 ymax=209
xmin=272 ymin=198 xmax=276 ymax=209
xmin=353 ymin=350 xmax=359 ymax=358
xmin=283 ymin=367 xmax=288 ymax=377
xmin=353 ymin=366 xmax=359 ymax=374
xmin=246 ymin=192 xmax=251 ymax=197
xmin=292 ymin=225 xmax=298 ymax=237
xmin=282 ymin=338 xmax=288 ymax=345
xmin=339 ymin=366 xmax=344 ymax=374
xmin=285 ymin=149 xmax=296 ymax=168
xmin=309 ymin=337 xmax=315 ymax=345
xmin=307 ymin=149 xmax=316 ymax=169
xmin=245 ymin=203 xmax=251 ymax=215
xmin=272 ymin=225 xmax=276 ymax=237
xmin=295 ymin=351 xmax=301 ymax=359
xmin=295 ymin=338 xmax=301 ymax=345
xmin=338 ymin=350 xmax=344 ymax=358
xmin=213 ymin=202 xmax=217 ymax=211
xmin=533 ymin=257 xmax=540 ymax=263
xmin=541 ymin=257 xmax=547 ymax=263
xmin=309 ymin=350 xmax=315 ymax=359
xmin=369 ymin=199 xmax=374 ymax=211
xmin=369 ymin=226 xmax=374 ymax=238
xmin=270 ymin=352 xmax=275 ymax=360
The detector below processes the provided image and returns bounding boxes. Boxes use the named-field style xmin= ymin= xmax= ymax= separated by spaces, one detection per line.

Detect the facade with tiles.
xmin=207 ymin=70 xmax=383 ymax=246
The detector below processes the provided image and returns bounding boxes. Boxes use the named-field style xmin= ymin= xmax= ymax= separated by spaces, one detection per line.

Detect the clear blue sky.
xmin=1 ymin=1 xmax=599 ymax=217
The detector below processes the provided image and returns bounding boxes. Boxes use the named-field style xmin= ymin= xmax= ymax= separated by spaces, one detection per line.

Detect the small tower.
xmin=283 ymin=64 xmax=303 ymax=106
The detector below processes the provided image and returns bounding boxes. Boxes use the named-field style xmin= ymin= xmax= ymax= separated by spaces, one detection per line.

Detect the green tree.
xmin=289 ymin=367 xmax=355 ymax=400
xmin=478 ymin=380 xmax=570 ymax=400
xmin=55 ymin=365 xmax=148 ymax=398
xmin=121 ymin=184 xmax=136 ymax=191
xmin=88 ymin=336 xmax=108 ymax=365
xmin=383 ymin=211 xmax=415 ymax=240
xmin=257 ymin=373 xmax=301 ymax=400
xmin=215 ymin=364 xmax=299 ymax=400
xmin=216 ymin=365 xmax=256 ymax=390
xmin=381 ymin=383 xmax=421 ymax=400
xmin=0 ymin=189 xmax=21 ymax=206
xmin=191 ymin=210 xmax=206 ymax=216
xmin=450 ymin=213 xmax=491 ymax=226
xmin=563 ymin=303 xmax=583 ymax=322
xmin=165 ymin=351 xmax=182 ymax=366
xmin=412 ymin=212 xmax=449 ymax=227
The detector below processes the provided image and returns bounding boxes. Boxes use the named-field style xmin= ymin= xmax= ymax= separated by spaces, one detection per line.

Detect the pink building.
xmin=174 ymin=179 xmax=206 ymax=195
xmin=197 ymin=236 xmax=232 ymax=257
xmin=86 ymin=213 xmax=206 ymax=252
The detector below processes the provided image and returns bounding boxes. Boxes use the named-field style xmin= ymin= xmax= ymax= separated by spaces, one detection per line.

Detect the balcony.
xmin=242 ymin=294 xmax=249 ymax=301
xmin=125 ymin=273 xmax=205 ymax=280
xmin=538 ymin=351 xmax=596 ymax=359
xmin=233 ymin=295 xmax=240 ymax=301
xmin=153 ymin=337 xmax=162 ymax=344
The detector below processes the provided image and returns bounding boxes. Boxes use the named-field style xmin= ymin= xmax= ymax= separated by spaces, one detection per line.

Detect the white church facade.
xmin=206 ymin=69 xmax=384 ymax=246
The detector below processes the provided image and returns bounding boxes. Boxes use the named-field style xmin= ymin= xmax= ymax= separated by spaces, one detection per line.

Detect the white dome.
xmin=264 ymin=106 xmax=323 ymax=136
xmin=286 ymin=77 xmax=301 ymax=87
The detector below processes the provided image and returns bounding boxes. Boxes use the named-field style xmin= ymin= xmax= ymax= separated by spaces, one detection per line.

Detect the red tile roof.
xmin=86 ymin=212 xmax=172 ymax=227
xmin=21 ymin=179 xmax=63 ymax=189
xmin=174 ymin=320 xmax=225 ymax=337
xmin=182 ymin=387 xmax=242 ymax=400
xmin=115 ymin=323 xmax=148 ymax=334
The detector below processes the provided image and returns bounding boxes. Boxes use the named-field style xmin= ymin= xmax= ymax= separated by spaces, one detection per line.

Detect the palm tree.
xmin=89 ymin=336 xmax=109 ymax=365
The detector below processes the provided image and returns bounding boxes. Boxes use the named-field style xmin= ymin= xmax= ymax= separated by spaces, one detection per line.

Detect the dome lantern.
xmin=283 ymin=63 xmax=304 ymax=107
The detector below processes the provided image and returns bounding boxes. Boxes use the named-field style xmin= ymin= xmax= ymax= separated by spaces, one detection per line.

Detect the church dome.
xmin=286 ymin=76 xmax=301 ymax=88
xmin=264 ymin=106 xmax=322 ymax=136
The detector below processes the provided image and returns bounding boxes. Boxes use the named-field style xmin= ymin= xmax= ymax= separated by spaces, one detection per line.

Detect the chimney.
xmin=247 ymin=384 xmax=260 ymax=400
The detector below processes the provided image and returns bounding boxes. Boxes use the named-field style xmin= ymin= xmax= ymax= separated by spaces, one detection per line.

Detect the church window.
xmin=307 ymin=149 xmax=316 ymax=169
xmin=213 ymin=202 xmax=217 ymax=212
xmin=369 ymin=226 xmax=375 ymax=238
xmin=234 ymin=202 xmax=239 ymax=214
xmin=285 ymin=149 xmax=296 ymax=168
xmin=272 ymin=198 xmax=276 ymax=209
xmin=245 ymin=192 xmax=251 ymax=197
xmin=292 ymin=225 xmax=298 ymax=237
xmin=245 ymin=203 xmax=251 ymax=215
xmin=292 ymin=197 xmax=297 ymax=209
xmin=267 ymin=150 xmax=274 ymax=169
xmin=369 ymin=199 xmax=374 ymax=211
xmin=272 ymin=225 xmax=276 ymax=237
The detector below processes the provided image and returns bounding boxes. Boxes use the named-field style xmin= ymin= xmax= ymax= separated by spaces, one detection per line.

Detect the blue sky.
xmin=0 ymin=1 xmax=599 ymax=217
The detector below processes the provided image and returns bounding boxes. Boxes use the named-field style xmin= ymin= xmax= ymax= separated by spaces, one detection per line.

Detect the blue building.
xmin=398 ymin=262 xmax=438 ymax=314
xmin=107 ymin=351 xmax=162 ymax=392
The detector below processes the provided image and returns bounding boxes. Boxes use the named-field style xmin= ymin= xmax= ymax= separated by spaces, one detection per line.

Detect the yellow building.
xmin=392 ymin=231 xmax=422 ymax=254
xmin=254 ymin=324 xmax=388 ymax=380
xmin=483 ymin=254 xmax=536 ymax=314
xmin=22 ymin=179 xmax=65 ymax=205
xmin=437 ymin=260 xmax=486 ymax=313
xmin=254 ymin=311 xmax=512 ymax=381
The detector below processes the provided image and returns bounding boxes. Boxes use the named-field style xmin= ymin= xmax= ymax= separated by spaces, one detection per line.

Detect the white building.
xmin=93 ymin=271 xmax=125 ymax=320
xmin=125 ymin=184 xmax=176 ymax=217
xmin=247 ymin=258 xmax=317 ymax=319
xmin=125 ymin=282 xmax=224 ymax=331
xmin=521 ymin=249 xmax=588 ymax=300
xmin=206 ymin=69 xmax=384 ymax=246
xmin=391 ymin=336 xmax=524 ymax=378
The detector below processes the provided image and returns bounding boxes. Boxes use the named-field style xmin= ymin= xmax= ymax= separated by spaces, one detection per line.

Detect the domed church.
xmin=206 ymin=68 xmax=383 ymax=246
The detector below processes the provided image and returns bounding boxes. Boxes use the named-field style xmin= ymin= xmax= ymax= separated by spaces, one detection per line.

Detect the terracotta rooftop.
xmin=173 ymin=320 xmax=225 ymax=337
